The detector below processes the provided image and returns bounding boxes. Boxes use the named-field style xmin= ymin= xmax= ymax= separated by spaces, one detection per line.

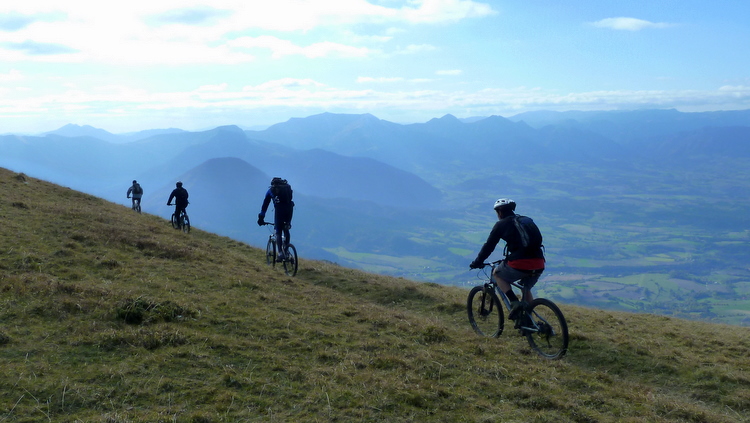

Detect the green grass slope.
xmin=1 ymin=167 xmax=749 ymax=423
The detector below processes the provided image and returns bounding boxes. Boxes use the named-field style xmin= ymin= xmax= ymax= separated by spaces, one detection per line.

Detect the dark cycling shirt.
xmin=260 ymin=188 xmax=293 ymax=214
xmin=474 ymin=212 xmax=545 ymax=269
xmin=168 ymin=187 xmax=189 ymax=207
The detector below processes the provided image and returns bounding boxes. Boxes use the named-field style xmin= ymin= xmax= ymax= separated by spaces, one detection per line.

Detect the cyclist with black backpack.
xmin=126 ymin=180 xmax=143 ymax=212
xmin=470 ymin=198 xmax=545 ymax=320
xmin=258 ymin=177 xmax=295 ymax=261
xmin=166 ymin=181 xmax=189 ymax=225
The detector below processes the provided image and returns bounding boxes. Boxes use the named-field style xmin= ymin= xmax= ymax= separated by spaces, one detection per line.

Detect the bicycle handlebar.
xmin=472 ymin=260 xmax=501 ymax=269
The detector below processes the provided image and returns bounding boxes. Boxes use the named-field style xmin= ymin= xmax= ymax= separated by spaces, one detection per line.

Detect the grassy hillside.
xmin=1 ymin=167 xmax=748 ymax=422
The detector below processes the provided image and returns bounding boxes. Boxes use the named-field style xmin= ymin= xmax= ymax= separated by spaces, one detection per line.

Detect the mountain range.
xmin=1 ymin=108 xmax=749 ymax=325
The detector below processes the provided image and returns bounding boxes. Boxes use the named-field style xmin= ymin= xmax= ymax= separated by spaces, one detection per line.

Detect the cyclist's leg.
xmin=519 ymin=270 xmax=543 ymax=303
xmin=282 ymin=223 xmax=291 ymax=249
xmin=175 ymin=205 xmax=184 ymax=225
xmin=274 ymin=223 xmax=285 ymax=259
xmin=275 ymin=208 xmax=292 ymax=254
xmin=492 ymin=261 xmax=521 ymax=302
xmin=286 ymin=206 xmax=293 ymax=247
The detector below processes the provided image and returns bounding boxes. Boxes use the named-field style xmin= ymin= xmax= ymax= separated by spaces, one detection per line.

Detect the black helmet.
xmin=493 ymin=198 xmax=516 ymax=212
xmin=132 ymin=180 xmax=137 ymax=184
xmin=176 ymin=181 xmax=183 ymax=187
xmin=271 ymin=177 xmax=285 ymax=186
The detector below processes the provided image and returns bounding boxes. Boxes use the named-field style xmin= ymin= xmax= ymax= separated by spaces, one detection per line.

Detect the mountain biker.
xmin=126 ymin=180 xmax=143 ymax=211
xmin=470 ymin=198 xmax=545 ymax=320
xmin=166 ymin=181 xmax=189 ymax=226
xmin=257 ymin=177 xmax=294 ymax=261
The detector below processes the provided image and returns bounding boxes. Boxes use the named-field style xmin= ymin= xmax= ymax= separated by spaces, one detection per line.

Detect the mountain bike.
xmin=168 ymin=206 xmax=190 ymax=233
xmin=262 ymin=222 xmax=297 ymax=276
xmin=467 ymin=261 xmax=569 ymax=359
xmin=129 ymin=198 xmax=141 ymax=213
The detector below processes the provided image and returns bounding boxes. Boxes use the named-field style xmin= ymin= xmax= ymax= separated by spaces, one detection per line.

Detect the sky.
xmin=1 ymin=0 xmax=749 ymax=134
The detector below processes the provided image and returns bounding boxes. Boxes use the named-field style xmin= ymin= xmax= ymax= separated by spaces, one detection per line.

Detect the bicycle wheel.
xmin=171 ymin=213 xmax=179 ymax=229
xmin=283 ymin=244 xmax=298 ymax=277
xmin=524 ymin=298 xmax=569 ymax=359
xmin=265 ymin=238 xmax=276 ymax=266
xmin=182 ymin=214 xmax=190 ymax=233
xmin=467 ymin=285 xmax=504 ymax=337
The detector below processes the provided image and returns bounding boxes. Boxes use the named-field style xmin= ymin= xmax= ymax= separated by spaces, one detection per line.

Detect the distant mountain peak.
xmin=432 ymin=114 xmax=460 ymax=122
xmin=211 ymin=125 xmax=245 ymax=134
xmin=43 ymin=123 xmax=119 ymax=142
xmin=57 ymin=123 xmax=105 ymax=131
xmin=59 ymin=123 xmax=88 ymax=129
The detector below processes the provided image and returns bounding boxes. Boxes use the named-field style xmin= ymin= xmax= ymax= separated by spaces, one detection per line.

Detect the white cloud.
xmin=229 ymin=36 xmax=372 ymax=59
xmin=244 ymin=78 xmax=327 ymax=91
xmin=591 ymin=17 xmax=672 ymax=31
xmin=399 ymin=0 xmax=496 ymax=23
xmin=395 ymin=44 xmax=436 ymax=55
xmin=196 ymin=83 xmax=229 ymax=92
xmin=149 ymin=6 xmax=232 ymax=26
xmin=0 ymin=69 xmax=24 ymax=81
xmin=0 ymin=1 xmax=495 ymax=65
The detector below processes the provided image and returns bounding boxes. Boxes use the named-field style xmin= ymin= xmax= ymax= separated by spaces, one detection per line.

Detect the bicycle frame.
xmin=478 ymin=262 xmax=549 ymax=333
xmin=478 ymin=262 xmax=525 ymax=305
xmin=264 ymin=222 xmax=287 ymax=247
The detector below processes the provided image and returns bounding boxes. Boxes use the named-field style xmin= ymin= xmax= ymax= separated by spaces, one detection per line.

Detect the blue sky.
xmin=1 ymin=0 xmax=748 ymax=133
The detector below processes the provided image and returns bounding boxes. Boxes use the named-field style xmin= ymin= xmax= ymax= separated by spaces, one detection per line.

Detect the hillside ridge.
xmin=1 ymin=167 xmax=748 ymax=422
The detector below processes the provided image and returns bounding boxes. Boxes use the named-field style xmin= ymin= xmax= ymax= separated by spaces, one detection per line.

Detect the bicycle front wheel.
xmin=524 ymin=298 xmax=569 ymax=359
xmin=283 ymin=244 xmax=298 ymax=277
xmin=265 ymin=238 xmax=276 ymax=266
xmin=467 ymin=285 xmax=504 ymax=337
xmin=182 ymin=214 xmax=190 ymax=233
xmin=171 ymin=213 xmax=179 ymax=229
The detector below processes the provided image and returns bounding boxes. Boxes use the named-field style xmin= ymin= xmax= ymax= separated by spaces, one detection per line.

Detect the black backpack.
xmin=133 ymin=183 xmax=143 ymax=195
xmin=511 ymin=215 xmax=543 ymax=250
xmin=271 ymin=180 xmax=293 ymax=204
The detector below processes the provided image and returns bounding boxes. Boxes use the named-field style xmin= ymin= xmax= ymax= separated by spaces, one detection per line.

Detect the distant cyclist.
xmin=126 ymin=180 xmax=143 ymax=211
xmin=258 ymin=177 xmax=294 ymax=261
xmin=166 ymin=181 xmax=189 ymax=224
xmin=470 ymin=198 xmax=545 ymax=320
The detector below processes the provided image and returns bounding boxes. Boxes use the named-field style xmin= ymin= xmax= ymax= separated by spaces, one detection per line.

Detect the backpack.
xmin=271 ymin=180 xmax=293 ymax=204
xmin=133 ymin=183 xmax=143 ymax=195
xmin=511 ymin=215 xmax=543 ymax=250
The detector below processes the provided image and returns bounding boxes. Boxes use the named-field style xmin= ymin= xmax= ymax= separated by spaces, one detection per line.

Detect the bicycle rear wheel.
xmin=524 ymin=298 xmax=569 ymax=359
xmin=182 ymin=214 xmax=190 ymax=233
xmin=467 ymin=285 xmax=504 ymax=337
xmin=283 ymin=244 xmax=298 ymax=276
xmin=265 ymin=238 xmax=276 ymax=266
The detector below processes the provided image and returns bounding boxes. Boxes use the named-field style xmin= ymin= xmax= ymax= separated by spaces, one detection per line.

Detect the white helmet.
xmin=493 ymin=198 xmax=516 ymax=211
